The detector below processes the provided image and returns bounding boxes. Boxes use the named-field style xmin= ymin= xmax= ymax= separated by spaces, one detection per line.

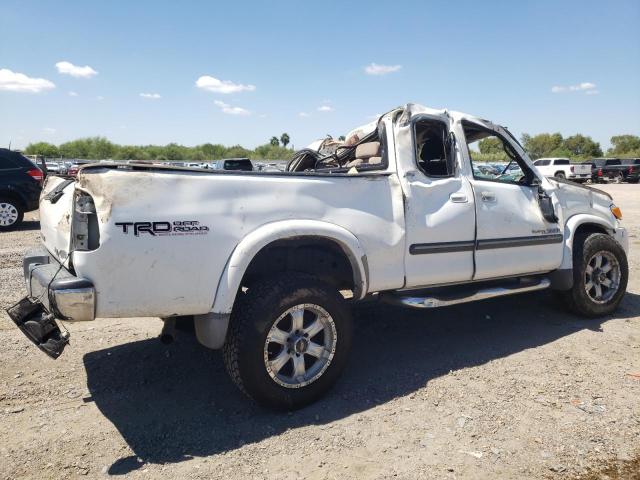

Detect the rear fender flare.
xmin=211 ymin=219 xmax=369 ymax=315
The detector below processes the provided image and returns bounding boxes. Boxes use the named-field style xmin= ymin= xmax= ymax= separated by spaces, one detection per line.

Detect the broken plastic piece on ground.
xmin=347 ymin=167 xmax=359 ymax=175
xmin=7 ymin=297 xmax=70 ymax=359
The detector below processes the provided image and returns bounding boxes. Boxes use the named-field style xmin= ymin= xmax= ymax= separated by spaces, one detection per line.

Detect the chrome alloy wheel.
xmin=0 ymin=202 xmax=19 ymax=227
xmin=585 ymin=250 xmax=621 ymax=304
xmin=263 ymin=304 xmax=337 ymax=389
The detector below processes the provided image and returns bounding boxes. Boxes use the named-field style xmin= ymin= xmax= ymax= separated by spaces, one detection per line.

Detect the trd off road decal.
xmin=115 ymin=220 xmax=209 ymax=236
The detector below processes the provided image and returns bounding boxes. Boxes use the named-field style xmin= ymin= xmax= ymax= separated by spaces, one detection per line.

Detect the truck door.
xmin=461 ymin=121 xmax=563 ymax=280
xmin=400 ymin=115 xmax=476 ymax=286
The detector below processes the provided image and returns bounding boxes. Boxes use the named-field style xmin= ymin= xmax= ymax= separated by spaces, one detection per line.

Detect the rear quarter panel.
xmin=73 ymin=168 xmax=406 ymax=318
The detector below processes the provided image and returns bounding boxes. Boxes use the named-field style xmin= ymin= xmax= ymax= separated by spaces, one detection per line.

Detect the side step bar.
xmin=381 ymin=277 xmax=550 ymax=309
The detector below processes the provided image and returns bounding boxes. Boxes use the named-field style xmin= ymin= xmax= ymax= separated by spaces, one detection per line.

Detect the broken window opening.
xmin=462 ymin=121 xmax=535 ymax=185
xmin=413 ymin=118 xmax=454 ymax=178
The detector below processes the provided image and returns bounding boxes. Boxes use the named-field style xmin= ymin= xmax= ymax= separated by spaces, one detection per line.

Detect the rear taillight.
xmin=598 ymin=168 xmax=603 ymax=177
xmin=570 ymin=165 xmax=575 ymax=173
xmin=27 ymin=168 xmax=44 ymax=184
xmin=629 ymin=166 xmax=634 ymax=174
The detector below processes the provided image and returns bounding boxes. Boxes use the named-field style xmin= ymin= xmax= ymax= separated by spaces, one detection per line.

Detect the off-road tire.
xmin=555 ymin=171 xmax=566 ymax=179
xmin=223 ymin=273 xmax=352 ymax=410
xmin=562 ymin=232 xmax=628 ymax=317
xmin=0 ymin=198 xmax=24 ymax=231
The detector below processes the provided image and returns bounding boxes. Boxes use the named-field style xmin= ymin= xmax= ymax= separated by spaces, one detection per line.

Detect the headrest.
xmin=355 ymin=141 xmax=381 ymax=159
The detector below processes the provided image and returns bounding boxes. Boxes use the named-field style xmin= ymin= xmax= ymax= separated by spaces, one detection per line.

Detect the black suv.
xmin=0 ymin=149 xmax=43 ymax=230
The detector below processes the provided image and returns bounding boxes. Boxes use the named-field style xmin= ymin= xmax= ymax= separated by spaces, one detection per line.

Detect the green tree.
xmin=164 ymin=143 xmax=187 ymax=160
xmin=115 ymin=146 xmax=147 ymax=160
xmin=478 ymin=137 xmax=503 ymax=154
xmin=280 ymin=133 xmax=290 ymax=148
xmin=608 ymin=135 xmax=640 ymax=156
xmin=562 ymin=134 xmax=602 ymax=158
xmin=226 ymin=145 xmax=252 ymax=158
xmin=58 ymin=137 xmax=117 ymax=159
xmin=199 ymin=143 xmax=227 ymax=159
xmin=270 ymin=136 xmax=280 ymax=147
xmin=90 ymin=137 xmax=117 ymax=159
xmin=24 ymin=142 xmax=59 ymax=157
xmin=521 ymin=133 xmax=564 ymax=159
xmin=59 ymin=139 xmax=91 ymax=158
xmin=190 ymin=150 xmax=206 ymax=161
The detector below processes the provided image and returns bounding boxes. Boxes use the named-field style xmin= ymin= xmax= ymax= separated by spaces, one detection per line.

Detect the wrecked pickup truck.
xmin=10 ymin=104 xmax=629 ymax=409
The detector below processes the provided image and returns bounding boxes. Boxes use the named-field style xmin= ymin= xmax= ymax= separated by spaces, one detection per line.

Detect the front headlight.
xmin=610 ymin=204 xmax=622 ymax=220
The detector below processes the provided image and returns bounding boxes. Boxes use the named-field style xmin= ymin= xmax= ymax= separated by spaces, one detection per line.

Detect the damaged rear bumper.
xmin=23 ymin=246 xmax=95 ymax=322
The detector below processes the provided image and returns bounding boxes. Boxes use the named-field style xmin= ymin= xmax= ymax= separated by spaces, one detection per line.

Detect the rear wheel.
xmin=223 ymin=273 xmax=352 ymax=410
xmin=562 ymin=233 xmax=628 ymax=317
xmin=614 ymin=172 xmax=624 ymax=184
xmin=555 ymin=171 xmax=566 ymax=179
xmin=0 ymin=198 xmax=24 ymax=231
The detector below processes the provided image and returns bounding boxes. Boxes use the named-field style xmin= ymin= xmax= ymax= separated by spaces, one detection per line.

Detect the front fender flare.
xmin=560 ymin=213 xmax=615 ymax=270
xmin=211 ymin=219 xmax=369 ymax=316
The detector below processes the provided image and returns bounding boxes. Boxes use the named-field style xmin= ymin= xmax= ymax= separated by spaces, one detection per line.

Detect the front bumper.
xmin=23 ymin=246 xmax=95 ymax=321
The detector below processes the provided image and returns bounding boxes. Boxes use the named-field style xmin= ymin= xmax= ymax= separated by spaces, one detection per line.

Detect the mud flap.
xmin=7 ymin=297 xmax=70 ymax=359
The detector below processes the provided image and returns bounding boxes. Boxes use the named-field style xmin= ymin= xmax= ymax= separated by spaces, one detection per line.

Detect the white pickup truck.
xmin=10 ymin=103 xmax=629 ymax=409
xmin=533 ymin=157 xmax=592 ymax=182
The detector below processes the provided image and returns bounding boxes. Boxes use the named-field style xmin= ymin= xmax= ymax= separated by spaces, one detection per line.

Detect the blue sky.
xmin=1 ymin=0 xmax=639 ymax=151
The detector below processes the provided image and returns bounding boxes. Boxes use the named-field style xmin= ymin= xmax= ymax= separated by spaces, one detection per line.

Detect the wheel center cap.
xmin=293 ymin=337 xmax=308 ymax=354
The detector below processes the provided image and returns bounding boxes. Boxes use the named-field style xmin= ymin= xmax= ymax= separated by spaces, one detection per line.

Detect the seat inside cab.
xmin=414 ymin=120 xmax=451 ymax=177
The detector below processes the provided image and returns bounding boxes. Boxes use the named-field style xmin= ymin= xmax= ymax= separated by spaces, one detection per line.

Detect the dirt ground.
xmin=0 ymin=184 xmax=638 ymax=480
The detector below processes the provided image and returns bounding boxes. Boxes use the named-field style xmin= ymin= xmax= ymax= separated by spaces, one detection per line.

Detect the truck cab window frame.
xmin=462 ymin=120 xmax=537 ymax=186
xmin=411 ymin=116 xmax=454 ymax=178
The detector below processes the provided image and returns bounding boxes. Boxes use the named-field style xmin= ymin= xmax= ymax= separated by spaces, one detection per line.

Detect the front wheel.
xmin=223 ymin=273 xmax=352 ymax=410
xmin=562 ymin=233 xmax=628 ymax=317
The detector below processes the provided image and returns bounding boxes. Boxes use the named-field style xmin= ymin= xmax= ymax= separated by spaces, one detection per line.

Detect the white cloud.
xmin=299 ymin=112 xmax=310 ymax=117
xmin=364 ymin=63 xmax=402 ymax=76
xmin=0 ymin=68 xmax=55 ymax=93
xmin=196 ymin=75 xmax=255 ymax=94
xmin=585 ymin=89 xmax=599 ymax=95
xmin=55 ymin=61 xmax=98 ymax=78
xmin=43 ymin=127 xmax=56 ymax=134
xmin=318 ymin=105 xmax=334 ymax=112
xmin=551 ymin=82 xmax=597 ymax=94
xmin=214 ymin=100 xmax=250 ymax=116
xmin=139 ymin=92 xmax=161 ymax=99
xmin=96 ymin=95 xmax=104 ymax=101
xmin=68 ymin=91 xmax=78 ymax=96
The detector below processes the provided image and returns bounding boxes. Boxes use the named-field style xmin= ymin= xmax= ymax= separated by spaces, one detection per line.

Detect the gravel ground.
xmin=0 ymin=184 xmax=638 ymax=480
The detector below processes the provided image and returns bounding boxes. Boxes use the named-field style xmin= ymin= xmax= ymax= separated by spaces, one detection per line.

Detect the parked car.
xmin=11 ymin=104 xmax=629 ymax=410
xmin=0 ymin=148 xmax=43 ymax=230
xmin=533 ymin=158 xmax=592 ymax=182
xmin=66 ymin=164 xmax=80 ymax=177
xmin=46 ymin=162 xmax=61 ymax=175
xmin=213 ymin=158 xmax=253 ymax=171
xmin=584 ymin=158 xmax=636 ymax=183
xmin=620 ymin=159 xmax=640 ymax=183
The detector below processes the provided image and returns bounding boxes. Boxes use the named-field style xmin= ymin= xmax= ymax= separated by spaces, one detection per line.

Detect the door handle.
xmin=481 ymin=191 xmax=496 ymax=202
xmin=449 ymin=192 xmax=468 ymax=203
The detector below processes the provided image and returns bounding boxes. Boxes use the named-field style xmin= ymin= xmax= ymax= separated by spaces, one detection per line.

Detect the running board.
xmin=381 ymin=277 xmax=551 ymax=309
